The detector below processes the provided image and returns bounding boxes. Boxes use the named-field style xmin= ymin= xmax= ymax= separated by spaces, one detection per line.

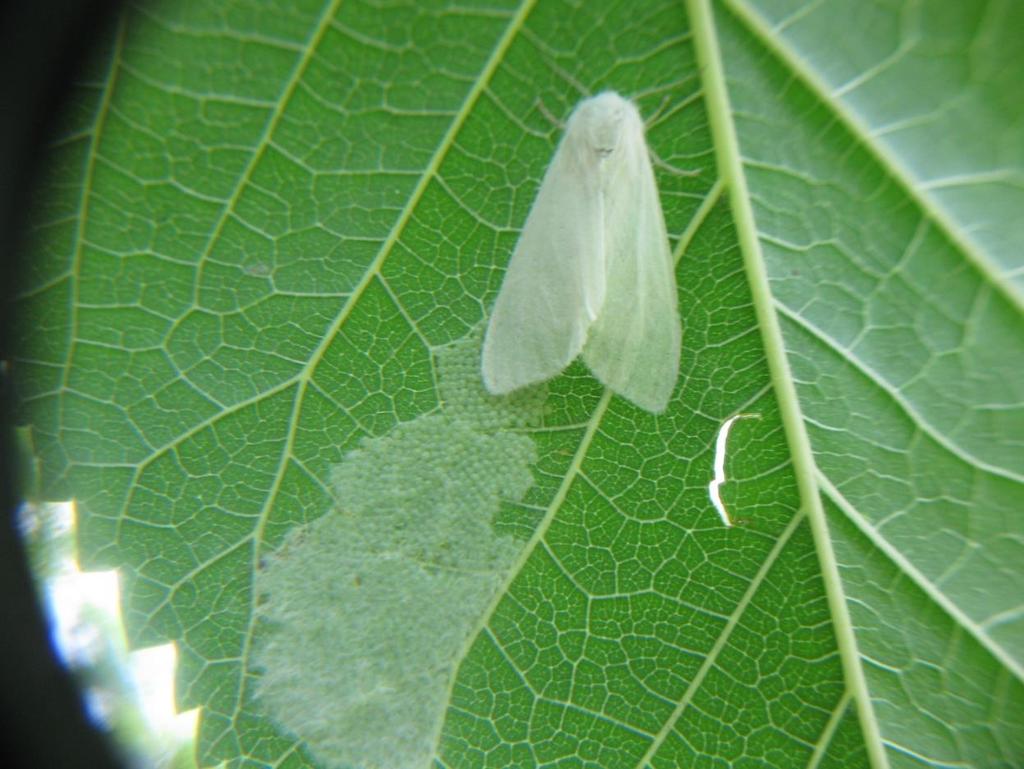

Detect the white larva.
xmin=708 ymin=413 xmax=761 ymax=526
xmin=481 ymin=91 xmax=681 ymax=414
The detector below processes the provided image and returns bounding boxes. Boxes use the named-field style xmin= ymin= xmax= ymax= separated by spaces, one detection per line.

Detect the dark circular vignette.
xmin=1 ymin=1 xmax=128 ymax=767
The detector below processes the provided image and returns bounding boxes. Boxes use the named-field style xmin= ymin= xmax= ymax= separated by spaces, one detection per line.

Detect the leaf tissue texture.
xmin=13 ymin=1 xmax=1022 ymax=768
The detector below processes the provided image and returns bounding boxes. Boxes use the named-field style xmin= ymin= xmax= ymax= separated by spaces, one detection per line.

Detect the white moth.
xmin=481 ymin=91 xmax=681 ymax=413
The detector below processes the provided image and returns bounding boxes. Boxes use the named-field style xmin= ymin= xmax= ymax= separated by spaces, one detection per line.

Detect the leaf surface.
xmin=15 ymin=1 xmax=1023 ymax=767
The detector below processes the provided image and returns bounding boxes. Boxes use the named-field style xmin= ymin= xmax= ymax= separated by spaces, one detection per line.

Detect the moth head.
xmin=577 ymin=92 xmax=628 ymax=159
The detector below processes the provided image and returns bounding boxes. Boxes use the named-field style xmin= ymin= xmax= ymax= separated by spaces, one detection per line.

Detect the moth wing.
xmin=482 ymin=143 xmax=605 ymax=395
xmin=582 ymin=120 xmax=681 ymax=413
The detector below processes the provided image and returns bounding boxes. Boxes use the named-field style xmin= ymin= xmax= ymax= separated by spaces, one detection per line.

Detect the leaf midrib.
xmin=730 ymin=0 xmax=1024 ymax=698
xmin=688 ymin=0 xmax=890 ymax=766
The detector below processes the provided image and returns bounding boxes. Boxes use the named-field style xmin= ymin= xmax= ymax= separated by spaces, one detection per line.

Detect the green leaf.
xmin=15 ymin=1 xmax=1022 ymax=768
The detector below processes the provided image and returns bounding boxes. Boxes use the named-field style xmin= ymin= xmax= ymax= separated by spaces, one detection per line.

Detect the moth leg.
xmin=534 ymin=97 xmax=567 ymax=130
xmin=648 ymin=149 xmax=702 ymax=177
